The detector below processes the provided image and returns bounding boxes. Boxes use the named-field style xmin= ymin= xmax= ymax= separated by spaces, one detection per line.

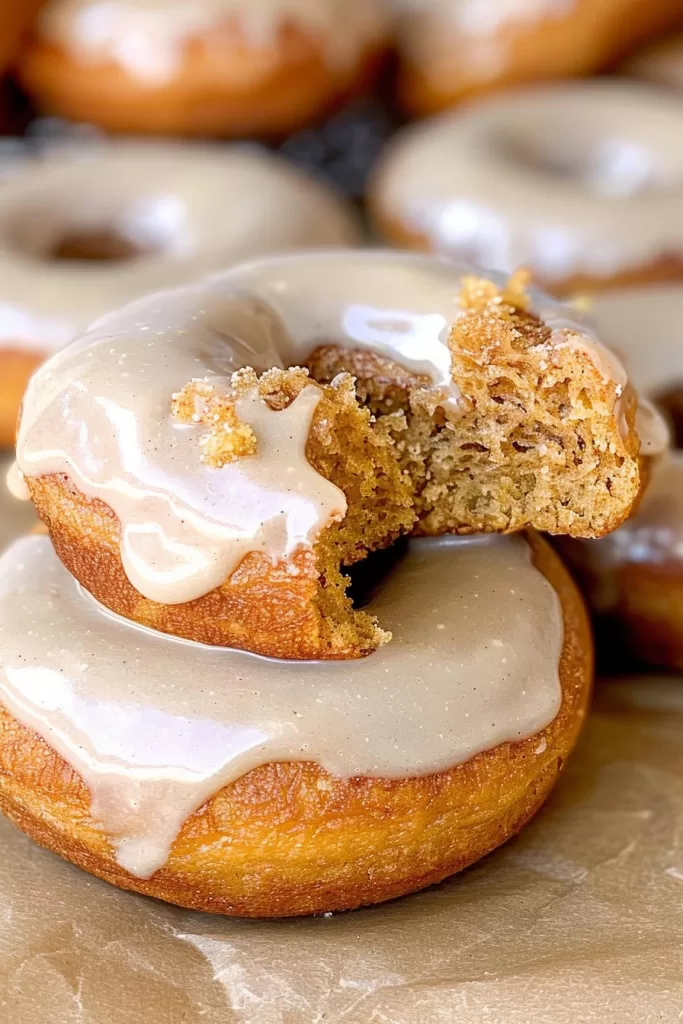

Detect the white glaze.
xmin=16 ymin=250 xmax=629 ymax=604
xmin=374 ymin=80 xmax=683 ymax=284
xmin=0 ymin=532 xmax=564 ymax=877
xmin=0 ymin=141 xmax=360 ymax=353
xmin=37 ymin=0 xmax=389 ymax=82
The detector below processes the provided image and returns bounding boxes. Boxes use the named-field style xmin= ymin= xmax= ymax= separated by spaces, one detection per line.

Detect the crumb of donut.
xmin=171 ymin=379 xmax=257 ymax=466
xmin=307 ymin=275 xmax=641 ymax=539
xmin=177 ymin=365 xmax=414 ymax=656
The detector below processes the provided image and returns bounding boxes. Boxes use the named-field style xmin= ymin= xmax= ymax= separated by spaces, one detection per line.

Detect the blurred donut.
xmin=392 ymin=0 xmax=683 ymax=116
xmin=0 ymin=140 xmax=360 ymax=446
xmin=18 ymin=0 xmax=390 ymax=136
xmin=371 ymin=81 xmax=683 ymax=296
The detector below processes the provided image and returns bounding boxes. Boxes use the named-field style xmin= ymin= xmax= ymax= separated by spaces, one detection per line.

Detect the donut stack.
xmin=0 ymin=250 xmax=654 ymax=914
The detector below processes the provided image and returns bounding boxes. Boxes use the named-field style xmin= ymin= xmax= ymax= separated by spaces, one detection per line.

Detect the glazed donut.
xmin=14 ymin=251 xmax=645 ymax=660
xmin=371 ymin=81 xmax=683 ymax=296
xmin=17 ymin=0 xmax=390 ymax=137
xmin=0 ymin=526 xmax=592 ymax=916
xmin=623 ymin=30 xmax=683 ymax=92
xmin=391 ymin=0 xmax=683 ymax=116
xmin=558 ymin=285 xmax=683 ymax=670
xmin=0 ymin=0 xmax=45 ymax=78
xmin=0 ymin=140 xmax=360 ymax=448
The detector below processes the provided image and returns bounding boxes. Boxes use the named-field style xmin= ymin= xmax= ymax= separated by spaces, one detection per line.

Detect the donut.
xmin=558 ymin=285 xmax=683 ymax=670
xmin=17 ymin=0 xmax=390 ymax=137
xmin=0 ymin=140 xmax=361 ymax=448
xmin=391 ymin=0 xmax=683 ymax=116
xmin=0 ymin=0 xmax=45 ymax=78
xmin=623 ymin=30 xmax=683 ymax=92
xmin=371 ymin=81 xmax=683 ymax=296
xmin=0 ymin=525 xmax=592 ymax=916
xmin=14 ymin=251 xmax=646 ymax=659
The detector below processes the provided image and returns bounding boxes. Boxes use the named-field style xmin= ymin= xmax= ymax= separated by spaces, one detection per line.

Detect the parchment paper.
xmin=1 ymin=457 xmax=682 ymax=1024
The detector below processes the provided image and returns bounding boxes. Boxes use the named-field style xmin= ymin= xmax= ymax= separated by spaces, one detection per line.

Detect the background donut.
xmin=392 ymin=0 xmax=683 ymax=116
xmin=17 ymin=0 xmax=391 ymax=137
xmin=0 ymin=140 xmax=361 ymax=446
xmin=370 ymin=80 xmax=683 ymax=296
xmin=557 ymin=285 xmax=683 ymax=671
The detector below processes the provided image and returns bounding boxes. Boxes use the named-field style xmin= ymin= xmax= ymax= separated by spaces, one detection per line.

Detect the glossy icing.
xmin=0 ymin=532 xmax=564 ymax=877
xmin=373 ymin=80 xmax=683 ymax=284
xmin=15 ymin=250 xmax=631 ymax=604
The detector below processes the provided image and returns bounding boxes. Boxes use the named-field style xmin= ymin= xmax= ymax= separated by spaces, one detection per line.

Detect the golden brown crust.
xmin=18 ymin=26 xmax=386 ymax=137
xmin=370 ymin=201 xmax=683 ymax=298
xmin=0 ymin=347 xmax=43 ymax=449
xmin=396 ymin=0 xmax=683 ymax=116
xmin=0 ymin=532 xmax=592 ymax=917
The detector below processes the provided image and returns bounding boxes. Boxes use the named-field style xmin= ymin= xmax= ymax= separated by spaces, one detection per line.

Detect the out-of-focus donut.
xmin=392 ymin=0 xmax=683 ymax=116
xmin=0 ymin=140 xmax=360 ymax=446
xmin=371 ymin=81 xmax=683 ymax=295
xmin=18 ymin=0 xmax=390 ymax=136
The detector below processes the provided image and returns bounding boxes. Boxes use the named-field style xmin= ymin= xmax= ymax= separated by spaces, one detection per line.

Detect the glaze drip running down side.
xmin=15 ymin=250 xmax=632 ymax=605
xmin=0 ymin=533 xmax=564 ymax=878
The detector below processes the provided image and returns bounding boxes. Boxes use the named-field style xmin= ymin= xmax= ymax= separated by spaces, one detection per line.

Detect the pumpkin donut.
xmin=0 ymin=527 xmax=592 ymax=916
xmin=13 ymin=251 xmax=648 ymax=659
xmin=17 ymin=0 xmax=390 ymax=137
xmin=370 ymin=80 xmax=683 ymax=296
xmin=0 ymin=140 xmax=360 ymax=448
xmin=392 ymin=0 xmax=683 ymax=116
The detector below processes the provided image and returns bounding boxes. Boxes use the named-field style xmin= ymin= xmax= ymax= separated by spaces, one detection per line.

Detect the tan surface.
xmin=0 ymin=672 xmax=681 ymax=1021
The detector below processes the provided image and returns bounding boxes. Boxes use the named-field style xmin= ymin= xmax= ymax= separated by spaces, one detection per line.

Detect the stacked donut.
xmin=0 ymin=250 xmax=652 ymax=915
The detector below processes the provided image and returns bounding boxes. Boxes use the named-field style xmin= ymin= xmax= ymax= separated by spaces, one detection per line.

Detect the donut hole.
xmin=45 ymin=228 xmax=148 ymax=262
xmin=501 ymin=130 xmax=672 ymax=198
xmin=5 ymin=194 xmax=185 ymax=264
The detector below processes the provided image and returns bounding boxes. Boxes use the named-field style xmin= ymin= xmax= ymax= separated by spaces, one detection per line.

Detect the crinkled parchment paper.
xmin=1 ymin=458 xmax=682 ymax=1024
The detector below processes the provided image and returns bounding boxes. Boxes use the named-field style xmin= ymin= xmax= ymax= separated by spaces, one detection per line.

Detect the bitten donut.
xmin=392 ymin=0 xmax=683 ymax=116
xmin=623 ymin=30 xmax=683 ymax=92
xmin=0 ymin=141 xmax=360 ymax=448
xmin=371 ymin=81 xmax=683 ymax=296
xmin=558 ymin=285 xmax=683 ymax=670
xmin=18 ymin=0 xmax=390 ymax=137
xmin=14 ymin=251 xmax=646 ymax=660
xmin=0 ymin=526 xmax=591 ymax=917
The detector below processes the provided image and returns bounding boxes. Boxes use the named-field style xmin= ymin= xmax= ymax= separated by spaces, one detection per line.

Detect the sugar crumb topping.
xmin=171 ymin=377 xmax=257 ymax=468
